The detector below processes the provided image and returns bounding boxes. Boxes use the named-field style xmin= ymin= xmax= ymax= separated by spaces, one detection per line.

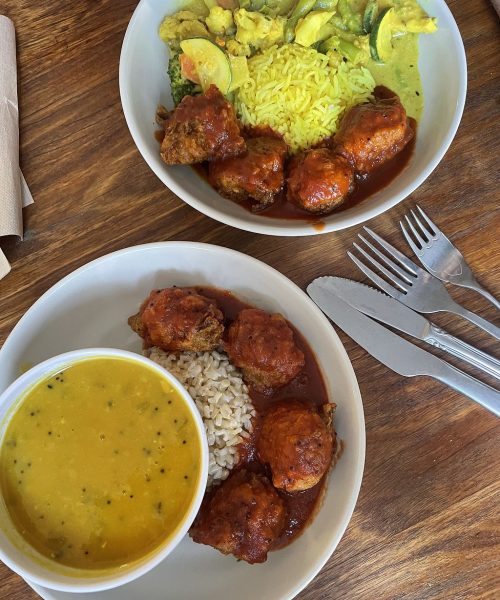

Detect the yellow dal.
xmin=0 ymin=357 xmax=201 ymax=570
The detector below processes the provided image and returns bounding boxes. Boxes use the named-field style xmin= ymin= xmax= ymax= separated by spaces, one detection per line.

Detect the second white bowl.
xmin=119 ymin=0 xmax=467 ymax=236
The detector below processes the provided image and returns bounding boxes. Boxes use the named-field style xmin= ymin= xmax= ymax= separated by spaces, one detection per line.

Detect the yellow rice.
xmin=234 ymin=44 xmax=376 ymax=153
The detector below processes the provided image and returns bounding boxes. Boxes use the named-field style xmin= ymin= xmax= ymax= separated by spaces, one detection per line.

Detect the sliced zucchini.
xmin=363 ymin=0 xmax=378 ymax=34
xmin=180 ymin=38 xmax=232 ymax=94
xmin=369 ymin=7 xmax=395 ymax=63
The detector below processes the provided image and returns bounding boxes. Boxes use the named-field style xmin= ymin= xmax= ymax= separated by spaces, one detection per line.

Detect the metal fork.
xmin=400 ymin=205 xmax=500 ymax=310
xmin=348 ymin=227 xmax=500 ymax=341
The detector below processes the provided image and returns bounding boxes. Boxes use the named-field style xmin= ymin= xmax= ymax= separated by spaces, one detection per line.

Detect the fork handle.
xmin=427 ymin=324 xmax=500 ymax=380
xmin=448 ymin=303 xmax=500 ymax=341
xmin=461 ymin=280 xmax=500 ymax=311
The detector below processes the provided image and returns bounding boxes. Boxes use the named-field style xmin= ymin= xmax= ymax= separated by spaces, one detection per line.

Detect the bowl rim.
xmin=118 ymin=0 xmax=467 ymax=237
xmin=0 ymin=241 xmax=366 ymax=600
xmin=0 ymin=347 xmax=209 ymax=593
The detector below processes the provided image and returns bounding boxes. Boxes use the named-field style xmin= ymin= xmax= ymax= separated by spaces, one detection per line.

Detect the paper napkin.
xmin=0 ymin=15 xmax=34 ymax=280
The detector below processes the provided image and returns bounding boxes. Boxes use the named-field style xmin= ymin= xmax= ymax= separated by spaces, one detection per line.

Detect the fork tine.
xmin=410 ymin=209 xmax=433 ymax=241
xmin=352 ymin=242 xmax=409 ymax=292
xmin=404 ymin=214 xmax=426 ymax=248
xmin=348 ymin=251 xmax=407 ymax=298
xmin=358 ymin=234 xmax=415 ymax=285
xmin=416 ymin=205 xmax=438 ymax=236
xmin=400 ymin=220 xmax=423 ymax=258
xmin=362 ymin=227 xmax=419 ymax=276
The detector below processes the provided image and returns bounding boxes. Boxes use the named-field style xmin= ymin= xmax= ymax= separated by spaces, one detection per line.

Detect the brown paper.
xmin=0 ymin=16 xmax=34 ymax=280
xmin=0 ymin=248 xmax=10 ymax=278
xmin=0 ymin=16 xmax=21 ymax=238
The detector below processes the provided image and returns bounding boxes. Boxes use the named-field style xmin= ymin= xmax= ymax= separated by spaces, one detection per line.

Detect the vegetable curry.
xmin=157 ymin=0 xmax=435 ymax=220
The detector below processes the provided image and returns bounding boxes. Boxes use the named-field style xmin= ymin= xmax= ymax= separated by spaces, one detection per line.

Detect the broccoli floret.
xmin=167 ymin=51 xmax=200 ymax=106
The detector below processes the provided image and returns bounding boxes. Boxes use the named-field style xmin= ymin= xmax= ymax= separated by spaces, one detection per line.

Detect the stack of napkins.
xmin=0 ymin=15 xmax=34 ymax=280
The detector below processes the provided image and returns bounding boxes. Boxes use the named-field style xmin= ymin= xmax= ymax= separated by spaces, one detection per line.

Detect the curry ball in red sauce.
xmin=209 ymin=136 xmax=288 ymax=210
xmin=128 ymin=287 xmax=224 ymax=352
xmin=190 ymin=469 xmax=286 ymax=564
xmin=287 ymin=148 xmax=354 ymax=214
xmin=160 ymin=85 xmax=246 ymax=165
xmin=257 ymin=400 xmax=334 ymax=493
xmin=334 ymin=86 xmax=414 ymax=174
xmin=225 ymin=308 xmax=305 ymax=393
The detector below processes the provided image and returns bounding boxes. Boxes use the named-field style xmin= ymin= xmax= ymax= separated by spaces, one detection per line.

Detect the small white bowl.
xmin=0 ymin=348 xmax=208 ymax=593
xmin=119 ymin=0 xmax=467 ymax=236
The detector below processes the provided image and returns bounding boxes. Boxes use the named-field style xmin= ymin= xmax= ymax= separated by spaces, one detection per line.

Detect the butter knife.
xmin=324 ymin=277 xmax=500 ymax=380
xmin=307 ymin=277 xmax=500 ymax=417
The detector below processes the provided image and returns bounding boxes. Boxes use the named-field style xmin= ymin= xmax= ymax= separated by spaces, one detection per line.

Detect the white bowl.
xmin=0 ymin=348 xmax=209 ymax=593
xmin=0 ymin=242 xmax=364 ymax=600
xmin=119 ymin=0 xmax=467 ymax=236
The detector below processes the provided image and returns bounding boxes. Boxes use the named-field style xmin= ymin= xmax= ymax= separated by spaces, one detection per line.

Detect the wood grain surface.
xmin=0 ymin=1 xmax=499 ymax=598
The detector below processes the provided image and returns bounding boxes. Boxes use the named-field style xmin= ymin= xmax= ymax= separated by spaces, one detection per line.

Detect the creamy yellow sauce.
xmin=368 ymin=33 xmax=424 ymax=121
xmin=0 ymin=357 xmax=201 ymax=570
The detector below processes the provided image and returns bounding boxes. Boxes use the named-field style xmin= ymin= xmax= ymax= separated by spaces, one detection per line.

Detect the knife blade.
xmin=307 ymin=277 xmax=500 ymax=417
xmin=323 ymin=277 xmax=500 ymax=380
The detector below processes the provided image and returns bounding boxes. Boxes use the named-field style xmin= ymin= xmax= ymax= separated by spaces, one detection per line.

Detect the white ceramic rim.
xmin=118 ymin=1 xmax=467 ymax=236
xmin=0 ymin=241 xmax=365 ymax=600
xmin=0 ymin=347 xmax=209 ymax=593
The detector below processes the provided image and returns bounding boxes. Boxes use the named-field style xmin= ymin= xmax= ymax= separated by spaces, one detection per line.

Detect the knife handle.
xmin=427 ymin=324 xmax=500 ymax=380
xmin=430 ymin=361 xmax=500 ymax=417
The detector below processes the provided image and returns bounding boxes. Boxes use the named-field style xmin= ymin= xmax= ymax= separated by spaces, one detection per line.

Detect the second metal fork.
xmin=400 ymin=205 xmax=500 ymax=310
xmin=348 ymin=227 xmax=500 ymax=341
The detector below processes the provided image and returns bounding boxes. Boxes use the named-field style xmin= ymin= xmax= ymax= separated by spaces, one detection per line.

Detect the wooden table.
xmin=0 ymin=1 xmax=499 ymax=598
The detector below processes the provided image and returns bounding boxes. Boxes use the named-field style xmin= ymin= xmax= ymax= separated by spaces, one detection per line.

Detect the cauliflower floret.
xmin=226 ymin=38 xmax=252 ymax=57
xmin=234 ymin=9 xmax=285 ymax=50
xmin=159 ymin=11 xmax=209 ymax=47
xmin=206 ymin=6 xmax=235 ymax=36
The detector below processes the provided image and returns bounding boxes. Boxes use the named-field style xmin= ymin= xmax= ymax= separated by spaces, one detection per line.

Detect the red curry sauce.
xmin=156 ymin=95 xmax=416 ymax=224
xmin=195 ymin=286 xmax=333 ymax=550
xmin=191 ymin=121 xmax=415 ymax=223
